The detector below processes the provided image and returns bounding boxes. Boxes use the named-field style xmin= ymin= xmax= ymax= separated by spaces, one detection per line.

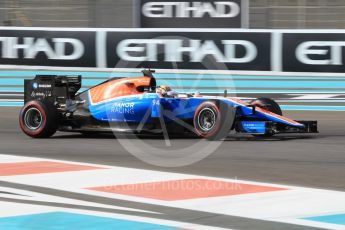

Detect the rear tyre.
xmin=19 ymin=100 xmax=58 ymax=138
xmin=250 ymin=98 xmax=282 ymax=137
xmin=193 ymin=101 xmax=234 ymax=140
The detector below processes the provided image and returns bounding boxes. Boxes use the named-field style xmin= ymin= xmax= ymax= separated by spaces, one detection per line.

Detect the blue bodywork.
xmin=240 ymin=121 xmax=267 ymax=134
xmin=87 ymin=91 xmax=304 ymax=131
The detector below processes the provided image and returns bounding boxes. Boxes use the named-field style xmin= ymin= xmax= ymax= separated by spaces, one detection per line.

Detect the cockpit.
xmin=142 ymin=70 xmax=198 ymax=98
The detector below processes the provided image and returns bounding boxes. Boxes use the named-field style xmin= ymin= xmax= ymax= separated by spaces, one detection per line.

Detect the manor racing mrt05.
xmin=19 ymin=70 xmax=318 ymax=139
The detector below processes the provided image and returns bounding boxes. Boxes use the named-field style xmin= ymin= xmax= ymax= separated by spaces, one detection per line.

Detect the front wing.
xmin=236 ymin=120 xmax=318 ymax=135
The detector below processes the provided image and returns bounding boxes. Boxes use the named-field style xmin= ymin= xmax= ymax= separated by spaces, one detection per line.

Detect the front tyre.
xmin=193 ymin=101 xmax=234 ymax=140
xmin=19 ymin=100 xmax=58 ymax=138
xmin=250 ymin=98 xmax=282 ymax=116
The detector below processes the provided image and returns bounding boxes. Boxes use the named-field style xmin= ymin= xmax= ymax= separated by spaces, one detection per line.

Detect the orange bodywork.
xmin=89 ymin=76 xmax=152 ymax=104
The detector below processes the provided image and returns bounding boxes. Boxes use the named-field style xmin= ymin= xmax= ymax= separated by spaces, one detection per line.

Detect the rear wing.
xmin=24 ymin=75 xmax=81 ymax=103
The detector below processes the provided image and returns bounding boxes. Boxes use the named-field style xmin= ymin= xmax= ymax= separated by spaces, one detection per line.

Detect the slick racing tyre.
xmin=193 ymin=101 xmax=234 ymax=140
xmin=250 ymin=97 xmax=282 ymax=137
xmin=19 ymin=100 xmax=58 ymax=138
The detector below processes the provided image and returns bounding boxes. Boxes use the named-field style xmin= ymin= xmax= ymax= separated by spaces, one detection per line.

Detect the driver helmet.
xmin=156 ymin=85 xmax=172 ymax=95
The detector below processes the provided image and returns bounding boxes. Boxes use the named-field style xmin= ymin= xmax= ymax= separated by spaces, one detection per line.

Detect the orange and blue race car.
xmin=19 ymin=69 xmax=318 ymax=139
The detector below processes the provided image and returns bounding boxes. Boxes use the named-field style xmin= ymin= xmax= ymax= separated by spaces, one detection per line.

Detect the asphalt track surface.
xmin=1 ymin=107 xmax=345 ymax=229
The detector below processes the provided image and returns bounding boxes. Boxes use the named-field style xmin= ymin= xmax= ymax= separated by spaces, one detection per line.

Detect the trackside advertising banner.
xmin=106 ymin=31 xmax=271 ymax=70
xmin=135 ymin=0 xmax=248 ymax=28
xmin=2 ymin=28 xmax=345 ymax=74
xmin=0 ymin=29 xmax=96 ymax=68
xmin=283 ymin=33 xmax=345 ymax=73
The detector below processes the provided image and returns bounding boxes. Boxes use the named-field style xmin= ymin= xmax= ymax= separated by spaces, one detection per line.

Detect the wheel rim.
xmin=197 ymin=108 xmax=217 ymax=132
xmin=24 ymin=107 xmax=43 ymax=130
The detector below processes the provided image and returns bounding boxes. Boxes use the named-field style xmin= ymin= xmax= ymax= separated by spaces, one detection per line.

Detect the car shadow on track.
xmin=51 ymin=132 xmax=198 ymax=140
xmin=51 ymin=132 xmax=318 ymax=141
xmin=223 ymin=135 xmax=317 ymax=142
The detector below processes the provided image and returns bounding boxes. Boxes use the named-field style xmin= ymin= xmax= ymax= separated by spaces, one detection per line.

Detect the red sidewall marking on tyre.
xmin=19 ymin=101 xmax=47 ymax=137
xmin=193 ymin=102 xmax=221 ymax=138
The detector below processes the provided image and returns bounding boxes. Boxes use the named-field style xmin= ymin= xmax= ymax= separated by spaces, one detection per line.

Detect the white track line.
xmin=1 ymin=154 xmax=345 ymax=230
xmin=0 ymin=186 xmax=158 ymax=214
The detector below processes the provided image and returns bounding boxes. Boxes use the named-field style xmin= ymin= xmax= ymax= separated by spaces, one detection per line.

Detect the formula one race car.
xmin=19 ymin=70 xmax=318 ymax=139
